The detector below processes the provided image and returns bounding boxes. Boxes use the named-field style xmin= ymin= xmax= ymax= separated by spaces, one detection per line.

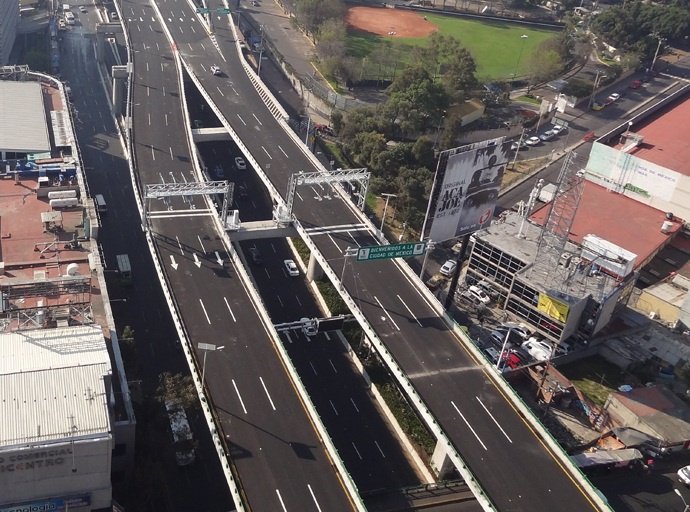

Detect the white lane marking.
xmin=175 ymin=235 xmax=184 ymax=255
xmin=252 ymin=113 xmax=263 ymax=125
xmin=162 ymin=85 xmax=166 ymax=96
xmin=327 ymin=234 xmax=342 ymax=253
xmin=451 ymin=400 xmax=487 ymax=450
xmin=197 ymin=235 xmax=206 ymax=253
xmin=350 ymin=397 xmax=359 ymax=412
xmin=307 ymin=485 xmax=323 ymax=512
xmin=190 ymin=25 xmax=196 ymax=33
xmin=397 ymin=294 xmax=423 ymax=327
xmin=261 ymin=146 xmax=272 ymax=159
xmin=199 ymin=299 xmax=211 ymax=324
xmin=165 ymin=113 xmax=168 ymax=126
xmin=150 ymin=144 xmax=155 ymax=160
xmin=276 ymin=489 xmax=287 ymax=512
xmin=223 ymin=297 xmax=236 ymax=322
xmin=278 ymin=145 xmax=288 ymax=158
xmin=329 ymin=399 xmax=338 ymax=416
xmin=329 ymin=359 xmax=337 ymax=373
xmin=351 ymin=442 xmax=362 ymax=460
xmin=146 ymin=61 xmax=149 ymax=72
xmin=231 ymin=86 xmax=239 ymax=96
xmin=296 ymin=191 xmax=304 ymax=201
xmin=374 ymin=440 xmax=386 ymax=458
xmin=348 ymin=231 xmax=360 ymax=247
xmin=232 ymin=379 xmax=248 ymax=414
xmin=276 ymin=295 xmax=284 ymax=308
xmin=324 ymin=332 xmax=331 ymax=341
xmin=295 ymin=295 xmax=302 ymax=307
xmin=236 ymin=113 xmax=246 ymax=125
xmin=169 ymin=147 xmax=174 ymax=160
xmin=476 ymin=396 xmax=513 ymax=443
xmin=309 ymin=361 xmax=318 ymax=375
xmin=216 ymin=85 xmax=224 ymax=97
xmin=374 ymin=296 xmax=400 ymax=331
xmin=259 ymin=377 xmax=276 ymax=411
xmin=147 ymin=86 xmax=150 ymax=97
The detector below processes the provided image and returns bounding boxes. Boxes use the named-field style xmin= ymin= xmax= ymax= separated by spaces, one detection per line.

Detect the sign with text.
xmin=357 ymin=242 xmax=426 ymax=261
xmin=424 ymin=138 xmax=511 ymax=242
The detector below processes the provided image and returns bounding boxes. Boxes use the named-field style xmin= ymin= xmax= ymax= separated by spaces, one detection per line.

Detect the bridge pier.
xmin=307 ymin=252 xmax=324 ymax=281
xmin=431 ymin=441 xmax=457 ymax=480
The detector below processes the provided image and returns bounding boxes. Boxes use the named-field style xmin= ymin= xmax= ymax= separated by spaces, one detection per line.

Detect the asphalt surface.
xmin=119 ymin=0 xmax=359 ymax=510
xmin=56 ymin=4 xmax=234 ymax=511
xmin=139 ymin=1 xmax=608 ymax=509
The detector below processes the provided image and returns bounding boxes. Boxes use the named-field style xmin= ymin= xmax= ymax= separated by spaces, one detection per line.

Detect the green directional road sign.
xmin=357 ymin=242 xmax=426 ymax=262
xmin=217 ymin=7 xmax=231 ymax=14
xmin=196 ymin=7 xmax=210 ymax=13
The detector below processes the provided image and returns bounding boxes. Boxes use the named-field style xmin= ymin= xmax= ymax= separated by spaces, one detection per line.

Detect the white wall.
xmin=0 ymin=436 xmax=112 ymax=508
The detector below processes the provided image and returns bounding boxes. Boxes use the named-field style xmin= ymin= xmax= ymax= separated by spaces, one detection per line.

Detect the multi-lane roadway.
xmin=141 ymin=2 xmax=606 ymax=510
xmin=120 ymin=0 xmax=361 ymax=509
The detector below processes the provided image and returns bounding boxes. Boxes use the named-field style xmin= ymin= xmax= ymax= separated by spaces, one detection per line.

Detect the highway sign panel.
xmin=195 ymin=7 xmax=209 ymax=13
xmin=357 ymin=242 xmax=426 ymax=261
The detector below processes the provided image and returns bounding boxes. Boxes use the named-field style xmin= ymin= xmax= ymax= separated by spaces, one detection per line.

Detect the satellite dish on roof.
xmin=65 ymin=263 xmax=79 ymax=276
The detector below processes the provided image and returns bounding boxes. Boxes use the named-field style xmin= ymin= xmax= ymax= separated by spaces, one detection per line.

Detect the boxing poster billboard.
xmin=424 ymin=138 xmax=511 ymax=242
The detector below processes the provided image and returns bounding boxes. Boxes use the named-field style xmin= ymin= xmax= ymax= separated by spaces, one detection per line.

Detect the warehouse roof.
xmin=0 ymin=81 xmax=51 ymax=154
xmin=0 ymin=325 xmax=112 ymax=448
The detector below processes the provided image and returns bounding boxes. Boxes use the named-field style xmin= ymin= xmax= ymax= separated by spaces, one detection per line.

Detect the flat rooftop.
xmin=617 ymin=94 xmax=690 ymax=177
xmin=0 ymin=325 xmax=111 ymax=447
xmin=0 ymin=81 xmax=51 ymax=154
xmin=529 ymin=180 xmax=682 ymax=269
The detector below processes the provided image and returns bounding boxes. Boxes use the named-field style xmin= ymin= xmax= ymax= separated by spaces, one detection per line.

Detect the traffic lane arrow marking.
xmin=193 ymin=253 xmax=202 ymax=268
xmin=215 ymin=250 xmax=223 ymax=266
xmin=170 ymin=254 xmax=179 ymax=270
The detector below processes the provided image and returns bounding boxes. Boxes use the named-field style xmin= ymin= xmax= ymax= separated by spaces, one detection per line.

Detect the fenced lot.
xmin=346 ymin=6 xmax=560 ymax=82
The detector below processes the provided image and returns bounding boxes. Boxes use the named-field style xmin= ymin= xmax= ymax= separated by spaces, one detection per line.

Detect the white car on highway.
xmin=210 ymin=65 xmax=222 ymax=76
xmin=284 ymin=259 xmax=299 ymax=277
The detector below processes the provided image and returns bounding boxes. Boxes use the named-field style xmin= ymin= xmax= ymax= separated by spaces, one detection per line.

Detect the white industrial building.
xmin=0 ymin=321 xmax=114 ymax=510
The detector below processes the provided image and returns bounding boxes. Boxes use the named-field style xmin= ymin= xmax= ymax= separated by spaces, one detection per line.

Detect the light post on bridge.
xmin=199 ymin=343 xmax=225 ymax=387
xmin=512 ymin=34 xmax=529 ymax=81
xmin=379 ymin=193 xmax=397 ymax=232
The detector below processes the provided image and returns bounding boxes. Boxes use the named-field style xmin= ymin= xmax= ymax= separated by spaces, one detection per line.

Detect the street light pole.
xmin=512 ymin=34 xmax=529 ymax=81
xmin=379 ymin=193 xmax=397 ymax=232
xmin=433 ymin=112 xmax=446 ymax=151
xmin=199 ymin=343 xmax=224 ymax=387
xmin=587 ymin=70 xmax=606 ymax=110
xmin=675 ymin=489 xmax=690 ymax=512
xmin=257 ymin=25 xmax=265 ymax=76
xmin=496 ymin=328 xmax=513 ymax=371
xmin=650 ymin=35 xmax=666 ymax=72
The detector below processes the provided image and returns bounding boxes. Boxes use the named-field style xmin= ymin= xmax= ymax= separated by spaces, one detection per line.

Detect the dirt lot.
xmin=345 ymin=6 xmax=438 ymax=38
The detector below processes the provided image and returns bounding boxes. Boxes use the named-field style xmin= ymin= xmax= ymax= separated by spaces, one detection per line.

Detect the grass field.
xmin=347 ymin=13 xmax=559 ymax=82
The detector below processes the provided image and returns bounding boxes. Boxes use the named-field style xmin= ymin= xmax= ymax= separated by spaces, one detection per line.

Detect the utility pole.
xmin=379 ymin=193 xmax=397 ymax=232
xmin=650 ymin=34 xmax=666 ymax=72
xmin=257 ymin=25 xmax=265 ymax=76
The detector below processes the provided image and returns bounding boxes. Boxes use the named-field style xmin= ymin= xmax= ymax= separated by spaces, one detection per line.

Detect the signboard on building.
xmin=537 ymin=293 xmax=570 ymax=322
xmin=585 ymin=142 xmax=680 ymax=202
xmin=424 ymin=138 xmax=511 ymax=242
xmin=1 ymin=494 xmax=90 ymax=512
xmin=357 ymin=242 xmax=426 ymax=261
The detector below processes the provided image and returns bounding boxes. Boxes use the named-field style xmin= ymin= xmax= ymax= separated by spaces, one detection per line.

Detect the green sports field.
xmin=347 ymin=13 xmax=560 ymax=82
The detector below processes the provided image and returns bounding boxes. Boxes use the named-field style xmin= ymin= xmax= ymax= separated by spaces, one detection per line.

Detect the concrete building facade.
xmin=0 ymin=1 xmax=20 ymax=65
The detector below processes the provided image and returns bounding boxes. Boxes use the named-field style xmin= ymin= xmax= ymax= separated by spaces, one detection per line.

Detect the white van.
xmin=94 ymin=194 xmax=107 ymax=213
xmin=65 ymin=11 xmax=75 ymax=24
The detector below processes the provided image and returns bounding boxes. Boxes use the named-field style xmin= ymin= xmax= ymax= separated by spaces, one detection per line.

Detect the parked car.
xmin=284 ymin=259 xmax=299 ymax=277
xmin=678 ymin=465 xmax=690 ymax=485
xmin=629 ymin=80 xmax=643 ymax=89
xmin=525 ymin=136 xmax=541 ymax=146
xmin=110 ymin=11 xmax=118 ymax=21
xmin=498 ymin=322 xmax=531 ymax=340
xmin=426 ymin=273 xmax=446 ymax=291
xmin=489 ymin=331 xmax=506 ymax=348
xmin=79 ymin=5 xmax=87 ymax=13
xmin=467 ymin=285 xmax=491 ymax=304
xmin=210 ymin=65 xmax=222 ymax=76
xmin=502 ymin=351 xmax=524 ymax=370
xmin=483 ymin=346 xmax=500 ymax=364
xmin=551 ymin=124 xmax=567 ymax=135
xmin=510 ymin=139 xmax=525 ymax=151
xmin=591 ymin=102 xmax=604 ymax=111
xmin=234 ymin=156 xmax=247 ymax=170
xmin=539 ymin=129 xmax=557 ymax=142
xmin=521 ymin=339 xmax=552 ymax=362
xmin=439 ymin=260 xmax=457 ymax=277
xmin=606 ymin=92 xmax=621 ymax=103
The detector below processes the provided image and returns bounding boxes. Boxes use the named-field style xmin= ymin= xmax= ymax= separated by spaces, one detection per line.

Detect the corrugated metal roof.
xmin=0 ymin=326 xmax=112 ymax=447
xmin=0 ymin=81 xmax=51 ymax=153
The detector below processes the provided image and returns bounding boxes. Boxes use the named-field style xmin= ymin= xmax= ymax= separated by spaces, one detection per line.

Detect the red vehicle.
xmin=629 ymin=80 xmax=643 ymax=89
